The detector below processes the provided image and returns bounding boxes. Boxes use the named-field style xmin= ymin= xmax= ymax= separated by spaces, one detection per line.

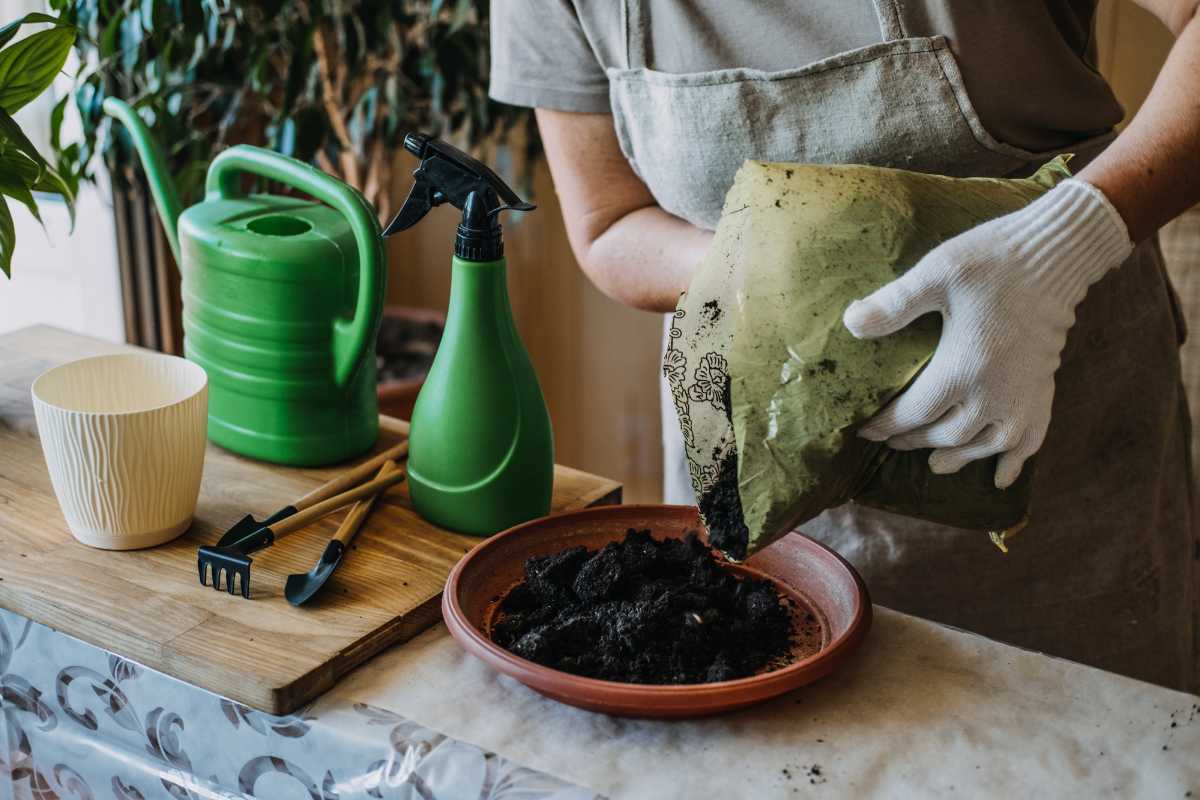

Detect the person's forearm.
xmin=535 ymin=108 xmax=712 ymax=314
xmin=582 ymin=207 xmax=712 ymax=313
xmin=1079 ymin=6 xmax=1200 ymax=241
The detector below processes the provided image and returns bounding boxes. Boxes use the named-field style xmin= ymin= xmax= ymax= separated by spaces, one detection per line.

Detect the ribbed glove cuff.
xmin=1000 ymin=178 xmax=1134 ymax=308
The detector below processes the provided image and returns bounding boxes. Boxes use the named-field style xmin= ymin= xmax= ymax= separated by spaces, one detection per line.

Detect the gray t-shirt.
xmin=490 ymin=0 xmax=1123 ymax=153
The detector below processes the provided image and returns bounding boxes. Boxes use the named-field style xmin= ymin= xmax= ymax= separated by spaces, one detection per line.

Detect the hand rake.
xmin=198 ymin=440 xmax=408 ymax=597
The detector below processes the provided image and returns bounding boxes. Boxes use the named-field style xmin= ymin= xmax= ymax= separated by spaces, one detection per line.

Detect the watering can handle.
xmin=206 ymin=146 xmax=384 ymax=388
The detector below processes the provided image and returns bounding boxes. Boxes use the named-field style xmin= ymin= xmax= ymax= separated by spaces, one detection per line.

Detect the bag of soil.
xmin=666 ymin=157 xmax=1072 ymax=560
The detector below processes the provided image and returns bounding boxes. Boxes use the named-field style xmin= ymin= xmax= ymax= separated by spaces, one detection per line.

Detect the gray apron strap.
xmin=621 ymin=0 xmax=903 ymax=69
xmin=620 ymin=0 xmax=650 ymax=69
xmin=874 ymin=0 xmax=907 ymax=41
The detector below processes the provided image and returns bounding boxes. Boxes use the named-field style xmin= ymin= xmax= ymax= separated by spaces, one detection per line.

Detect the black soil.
xmin=491 ymin=529 xmax=797 ymax=684
xmin=376 ymin=314 xmax=442 ymax=383
xmin=699 ymin=449 xmax=750 ymax=561
xmin=698 ymin=373 xmax=750 ymax=560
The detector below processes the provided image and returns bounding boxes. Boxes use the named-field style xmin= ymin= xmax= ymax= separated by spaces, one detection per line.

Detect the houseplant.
xmin=0 ymin=10 xmax=75 ymax=277
xmin=50 ymin=0 xmax=533 ymax=411
xmin=54 ymin=0 xmax=535 ymax=217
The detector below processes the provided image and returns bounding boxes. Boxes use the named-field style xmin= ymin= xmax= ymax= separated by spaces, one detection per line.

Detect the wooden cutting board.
xmin=0 ymin=326 xmax=621 ymax=713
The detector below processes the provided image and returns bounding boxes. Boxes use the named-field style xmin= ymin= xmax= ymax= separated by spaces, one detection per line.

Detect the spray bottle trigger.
xmin=383 ymin=178 xmax=446 ymax=236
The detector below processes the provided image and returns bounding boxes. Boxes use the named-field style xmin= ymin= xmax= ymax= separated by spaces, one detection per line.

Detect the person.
xmin=489 ymin=0 xmax=1200 ymax=691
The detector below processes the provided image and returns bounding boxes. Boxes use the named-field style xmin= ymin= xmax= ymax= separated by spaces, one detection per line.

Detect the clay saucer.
xmin=442 ymin=504 xmax=871 ymax=719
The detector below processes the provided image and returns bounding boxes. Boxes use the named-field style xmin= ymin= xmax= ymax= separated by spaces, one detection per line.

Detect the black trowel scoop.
xmin=285 ymin=460 xmax=402 ymax=606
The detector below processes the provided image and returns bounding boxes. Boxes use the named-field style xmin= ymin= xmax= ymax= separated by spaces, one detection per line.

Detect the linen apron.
xmin=611 ymin=0 xmax=1197 ymax=690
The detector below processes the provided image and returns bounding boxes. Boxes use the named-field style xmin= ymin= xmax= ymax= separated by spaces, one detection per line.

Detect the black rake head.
xmin=197 ymin=525 xmax=275 ymax=599
xmin=197 ymin=546 xmax=254 ymax=598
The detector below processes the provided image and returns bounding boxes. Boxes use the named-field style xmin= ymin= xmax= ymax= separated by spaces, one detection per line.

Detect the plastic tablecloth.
xmin=334 ymin=608 xmax=1200 ymax=799
xmin=0 ymin=609 xmax=599 ymax=800
xmin=5 ymin=599 xmax=1199 ymax=799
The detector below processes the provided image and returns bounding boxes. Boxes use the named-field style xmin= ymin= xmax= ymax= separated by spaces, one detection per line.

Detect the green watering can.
xmin=104 ymin=98 xmax=384 ymax=466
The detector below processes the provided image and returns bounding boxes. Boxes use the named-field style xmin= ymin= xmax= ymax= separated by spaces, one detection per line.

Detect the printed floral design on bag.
xmin=663 ymin=310 xmax=696 ymax=453
xmin=687 ymin=352 xmax=729 ymax=409
xmin=662 ymin=341 xmax=687 ymax=387
xmin=696 ymin=436 xmax=738 ymax=499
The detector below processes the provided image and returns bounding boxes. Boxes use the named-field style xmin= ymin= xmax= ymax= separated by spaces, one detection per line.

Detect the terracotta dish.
xmin=442 ymin=504 xmax=871 ymax=718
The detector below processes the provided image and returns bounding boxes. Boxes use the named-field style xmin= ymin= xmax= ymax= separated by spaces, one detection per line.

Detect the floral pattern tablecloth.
xmin=0 ymin=609 xmax=600 ymax=800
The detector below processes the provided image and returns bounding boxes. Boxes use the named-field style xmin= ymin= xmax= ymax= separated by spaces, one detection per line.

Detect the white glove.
xmin=843 ymin=178 xmax=1133 ymax=488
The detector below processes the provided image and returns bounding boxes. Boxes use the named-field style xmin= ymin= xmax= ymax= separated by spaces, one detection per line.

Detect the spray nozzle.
xmin=383 ymin=133 xmax=535 ymax=261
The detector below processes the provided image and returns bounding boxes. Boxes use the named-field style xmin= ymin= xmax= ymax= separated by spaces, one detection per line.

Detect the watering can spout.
xmin=102 ymin=98 xmax=184 ymax=264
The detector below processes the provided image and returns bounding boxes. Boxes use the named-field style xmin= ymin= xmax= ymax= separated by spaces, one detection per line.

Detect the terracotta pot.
xmin=443 ymin=504 xmax=871 ymax=719
xmin=376 ymin=306 xmax=445 ymax=421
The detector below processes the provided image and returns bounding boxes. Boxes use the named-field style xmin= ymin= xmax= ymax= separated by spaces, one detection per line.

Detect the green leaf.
xmin=0 ymin=146 xmax=39 ymax=185
xmin=48 ymin=92 xmax=67 ymax=152
xmin=33 ymin=163 xmax=74 ymax=230
xmin=174 ymin=160 xmax=207 ymax=204
xmin=450 ymin=0 xmax=473 ymax=32
xmin=0 ymin=109 xmax=48 ymax=175
xmin=0 ymin=170 xmax=41 ymax=226
xmin=0 ymin=27 xmax=76 ymax=114
xmin=53 ymin=141 xmax=80 ymax=196
xmin=0 ymin=12 xmax=61 ymax=51
xmin=99 ymin=9 xmax=124 ymax=57
xmin=0 ymin=197 xmax=13 ymax=278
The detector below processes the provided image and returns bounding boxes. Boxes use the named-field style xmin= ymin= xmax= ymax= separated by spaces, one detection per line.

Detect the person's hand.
xmin=842 ymin=179 xmax=1133 ymax=488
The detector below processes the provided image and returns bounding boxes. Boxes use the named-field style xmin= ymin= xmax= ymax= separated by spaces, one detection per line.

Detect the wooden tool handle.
xmin=333 ymin=460 xmax=400 ymax=546
xmin=272 ymin=469 xmax=407 ymax=539
xmin=293 ymin=439 xmax=409 ymax=510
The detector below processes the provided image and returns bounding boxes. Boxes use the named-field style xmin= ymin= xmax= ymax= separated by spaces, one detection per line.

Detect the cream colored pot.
xmin=31 ymin=353 xmax=208 ymax=549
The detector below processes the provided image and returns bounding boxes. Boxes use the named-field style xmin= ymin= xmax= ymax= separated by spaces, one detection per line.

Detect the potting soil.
xmin=491 ymin=529 xmax=804 ymax=684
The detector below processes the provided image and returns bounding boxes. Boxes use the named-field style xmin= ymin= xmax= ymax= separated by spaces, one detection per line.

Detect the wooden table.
xmin=0 ymin=325 xmax=621 ymax=713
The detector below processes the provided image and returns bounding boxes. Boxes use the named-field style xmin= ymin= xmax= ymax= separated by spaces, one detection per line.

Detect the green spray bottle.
xmin=383 ymin=134 xmax=553 ymax=535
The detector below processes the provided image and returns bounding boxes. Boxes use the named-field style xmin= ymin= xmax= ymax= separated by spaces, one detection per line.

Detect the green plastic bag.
xmin=666 ymin=157 xmax=1072 ymax=560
